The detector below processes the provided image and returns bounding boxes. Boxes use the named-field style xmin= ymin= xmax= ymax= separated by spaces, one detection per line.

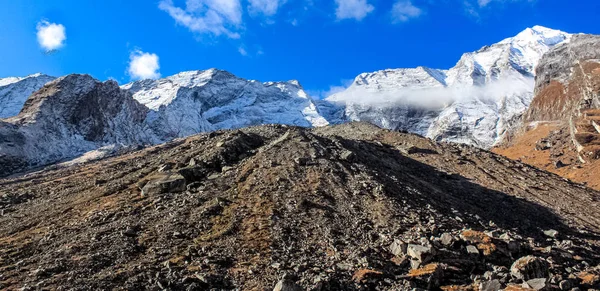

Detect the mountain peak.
xmin=503 ymin=26 xmax=571 ymax=47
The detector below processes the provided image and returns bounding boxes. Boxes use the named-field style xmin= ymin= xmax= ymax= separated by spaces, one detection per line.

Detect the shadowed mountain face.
xmin=1 ymin=123 xmax=598 ymax=290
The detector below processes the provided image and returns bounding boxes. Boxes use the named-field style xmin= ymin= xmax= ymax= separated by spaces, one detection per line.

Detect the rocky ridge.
xmin=494 ymin=34 xmax=600 ymax=190
xmin=0 ymin=123 xmax=599 ymax=290
xmin=0 ymin=74 xmax=151 ymax=176
xmin=0 ymin=73 xmax=55 ymax=118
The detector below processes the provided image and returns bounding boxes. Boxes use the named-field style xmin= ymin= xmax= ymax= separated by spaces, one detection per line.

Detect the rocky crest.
xmin=122 ymin=69 xmax=328 ymax=143
xmin=493 ymin=35 xmax=600 ymax=190
xmin=0 ymin=123 xmax=599 ymax=290
xmin=0 ymin=75 xmax=151 ymax=176
xmin=525 ymin=34 xmax=600 ymax=122
xmin=0 ymin=73 xmax=55 ymax=118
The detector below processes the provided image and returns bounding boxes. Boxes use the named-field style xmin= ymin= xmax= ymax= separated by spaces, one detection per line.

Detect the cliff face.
xmin=525 ymin=35 xmax=600 ymax=122
xmin=0 ymin=75 xmax=151 ymax=176
xmin=493 ymin=35 xmax=600 ymax=188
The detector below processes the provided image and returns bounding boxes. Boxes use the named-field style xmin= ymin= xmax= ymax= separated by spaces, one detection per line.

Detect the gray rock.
xmin=510 ymin=256 xmax=549 ymax=280
xmin=339 ymin=150 xmax=356 ymax=161
xmin=526 ymin=278 xmax=548 ymax=290
xmin=559 ymin=279 xmax=572 ymax=290
xmin=141 ymin=173 xmax=186 ymax=196
xmin=406 ymin=244 xmax=433 ymax=263
xmin=273 ymin=277 xmax=302 ymax=291
xmin=466 ymin=245 xmax=479 ymax=255
xmin=440 ymin=233 xmax=454 ymax=246
xmin=544 ymin=229 xmax=559 ymax=238
xmin=390 ymin=240 xmax=408 ymax=257
xmin=480 ymin=279 xmax=501 ymax=291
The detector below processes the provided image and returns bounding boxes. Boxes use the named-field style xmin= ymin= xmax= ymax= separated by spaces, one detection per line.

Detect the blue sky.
xmin=1 ymin=0 xmax=599 ymax=96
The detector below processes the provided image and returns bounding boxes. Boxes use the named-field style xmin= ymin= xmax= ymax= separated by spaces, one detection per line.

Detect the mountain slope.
xmin=326 ymin=26 xmax=572 ymax=148
xmin=0 ymin=75 xmax=151 ymax=176
xmin=0 ymin=123 xmax=599 ymax=290
xmin=0 ymin=73 xmax=55 ymax=118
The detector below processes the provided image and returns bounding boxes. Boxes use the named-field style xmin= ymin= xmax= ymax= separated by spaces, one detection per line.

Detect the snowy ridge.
xmin=327 ymin=26 xmax=572 ymax=148
xmin=0 ymin=73 xmax=55 ymax=119
xmin=123 ymin=69 xmax=328 ymax=143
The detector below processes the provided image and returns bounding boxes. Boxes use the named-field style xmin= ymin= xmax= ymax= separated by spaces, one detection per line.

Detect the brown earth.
xmin=493 ymin=122 xmax=600 ymax=191
xmin=1 ymin=123 xmax=600 ymax=290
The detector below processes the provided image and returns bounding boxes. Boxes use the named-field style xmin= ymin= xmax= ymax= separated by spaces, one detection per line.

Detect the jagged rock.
xmin=544 ymin=229 xmax=559 ymax=238
xmin=480 ymin=279 xmax=502 ymax=291
xmin=466 ymin=245 xmax=480 ymax=255
xmin=524 ymin=278 xmax=548 ymax=290
xmin=141 ymin=173 xmax=186 ymax=196
xmin=407 ymin=244 xmax=434 ymax=263
xmin=390 ymin=239 xmax=408 ymax=257
xmin=440 ymin=233 xmax=454 ymax=246
xmin=511 ymin=256 xmax=549 ymax=280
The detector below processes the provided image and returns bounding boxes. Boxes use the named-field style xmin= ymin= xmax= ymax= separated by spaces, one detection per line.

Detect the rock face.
xmin=122 ymin=69 xmax=328 ymax=143
xmin=525 ymin=34 xmax=600 ymax=122
xmin=0 ymin=74 xmax=150 ymax=176
xmin=327 ymin=26 xmax=571 ymax=148
xmin=0 ymin=73 xmax=55 ymax=118
xmin=0 ymin=123 xmax=599 ymax=290
xmin=494 ymin=35 xmax=600 ymax=186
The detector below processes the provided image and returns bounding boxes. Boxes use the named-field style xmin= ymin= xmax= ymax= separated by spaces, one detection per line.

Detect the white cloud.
xmin=128 ymin=50 xmax=161 ymax=80
xmin=476 ymin=0 xmax=534 ymax=8
xmin=159 ymin=0 xmax=243 ymax=39
xmin=327 ymin=76 xmax=533 ymax=109
xmin=391 ymin=0 xmax=423 ymax=23
xmin=36 ymin=21 xmax=66 ymax=52
xmin=334 ymin=0 xmax=375 ymax=21
xmin=238 ymin=47 xmax=248 ymax=56
xmin=248 ymin=0 xmax=284 ymax=17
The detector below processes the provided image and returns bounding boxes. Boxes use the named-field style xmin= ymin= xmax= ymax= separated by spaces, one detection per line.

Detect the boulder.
xmin=390 ymin=239 xmax=408 ymax=257
xmin=141 ymin=173 xmax=186 ymax=196
xmin=407 ymin=244 xmax=434 ymax=263
xmin=510 ymin=256 xmax=548 ymax=280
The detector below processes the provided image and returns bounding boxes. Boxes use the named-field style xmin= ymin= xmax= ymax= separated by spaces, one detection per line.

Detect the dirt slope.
xmin=0 ymin=123 xmax=599 ymax=290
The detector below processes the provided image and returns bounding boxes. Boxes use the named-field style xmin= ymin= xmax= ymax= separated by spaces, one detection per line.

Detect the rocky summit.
xmin=1 ymin=123 xmax=599 ymax=290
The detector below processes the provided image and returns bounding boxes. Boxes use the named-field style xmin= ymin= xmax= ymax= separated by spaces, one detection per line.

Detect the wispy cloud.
xmin=36 ymin=20 xmax=66 ymax=52
xmin=334 ymin=0 xmax=375 ymax=21
xmin=159 ymin=0 xmax=243 ymax=39
xmin=128 ymin=50 xmax=161 ymax=80
xmin=238 ymin=47 xmax=248 ymax=56
xmin=248 ymin=0 xmax=284 ymax=17
xmin=327 ymin=76 xmax=533 ymax=110
xmin=391 ymin=0 xmax=423 ymax=23
xmin=308 ymin=79 xmax=354 ymax=99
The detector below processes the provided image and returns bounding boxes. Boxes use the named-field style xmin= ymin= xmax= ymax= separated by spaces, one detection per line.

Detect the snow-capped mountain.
xmin=0 ymin=75 xmax=150 ymax=176
xmin=0 ymin=73 xmax=55 ymax=118
xmin=0 ymin=26 xmax=579 ymax=175
xmin=122 ymin=69 xmax=328 ymax=143
xmin=326 ymin=26 xmax=572 ymax=148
